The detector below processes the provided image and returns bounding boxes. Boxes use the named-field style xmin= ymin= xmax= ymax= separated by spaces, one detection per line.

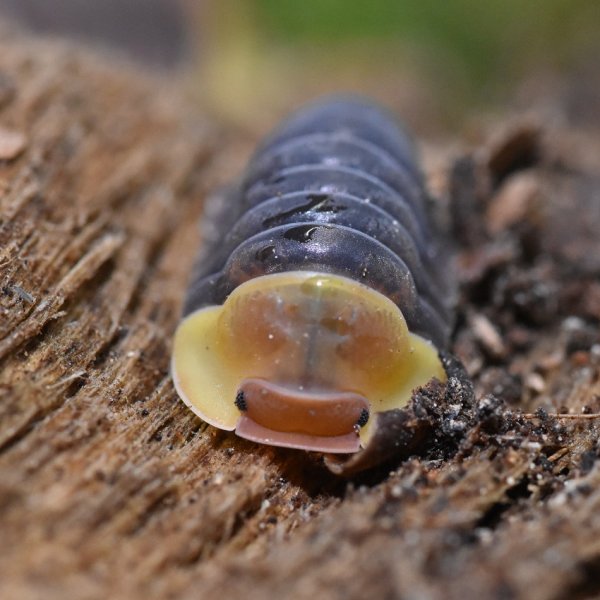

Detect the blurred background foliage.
xmin=255 ymin=0 xmax=597 ymax=79
xmin=1 ymin=0 xmax=598 ymax=135
xmin=193 ymin=0 xmax=599 ymax=133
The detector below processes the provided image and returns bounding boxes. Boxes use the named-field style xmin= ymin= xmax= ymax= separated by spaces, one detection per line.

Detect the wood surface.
xmin=1 ymin=23 xmax=600 ymax=600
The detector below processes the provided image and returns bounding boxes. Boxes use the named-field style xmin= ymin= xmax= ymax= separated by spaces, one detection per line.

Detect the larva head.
xmin=217 ymin=273 xmax=410 ymax=399
xmin=172 ymin=272 xmax=445 ymax=454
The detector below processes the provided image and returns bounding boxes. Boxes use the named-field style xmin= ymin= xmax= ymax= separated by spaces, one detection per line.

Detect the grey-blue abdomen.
xmin=184 ymin=97 xmax=455 ymax=348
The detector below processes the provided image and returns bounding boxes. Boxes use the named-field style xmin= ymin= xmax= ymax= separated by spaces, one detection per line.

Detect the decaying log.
xmin=2 ymin=23 xmax=600 ymax=600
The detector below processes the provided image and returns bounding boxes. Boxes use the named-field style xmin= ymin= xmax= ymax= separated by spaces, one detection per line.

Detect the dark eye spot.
xmin=356 ymin=409 xmax=369 ymax=427
xmin=235 ymin=390 xmax=247 ymax=411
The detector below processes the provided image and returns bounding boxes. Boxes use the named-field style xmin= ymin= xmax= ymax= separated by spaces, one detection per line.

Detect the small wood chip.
xmin=525 ymin=372 xmax=546 ymax=394
xmin=468 ymin=312 xmax=507 ymax=359
xmin=0 ymin=127 xmax=27 ymax=160
xmin=486 ymin=172 xmax=540 ymax=234
xmin=480 ymin=121 xmax=541 ymax=185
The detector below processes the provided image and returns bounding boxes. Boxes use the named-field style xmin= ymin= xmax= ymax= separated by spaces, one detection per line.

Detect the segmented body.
xmin=184 ymin=98 xmax=454 ymax=349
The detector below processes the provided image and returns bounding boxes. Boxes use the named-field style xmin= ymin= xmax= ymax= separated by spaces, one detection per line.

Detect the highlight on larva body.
xmin=172 ymin=97 xmax=455 ymax=474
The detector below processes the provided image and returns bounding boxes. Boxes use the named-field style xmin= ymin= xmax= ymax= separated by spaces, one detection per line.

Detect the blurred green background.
xmin=254 ymin=0 xmax=597 ymax=82
xmin=196 ymin=0 xmax=599 ymax=132
xmin=1 ymin=0 xmax=598 ymax=133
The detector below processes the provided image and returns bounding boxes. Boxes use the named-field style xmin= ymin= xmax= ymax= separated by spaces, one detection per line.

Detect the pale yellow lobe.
xmin=171 ymin=306 xmax=240 ymax=430
xmin=358 ymin=333 xmax=446 ymax=444
xmin=171 ymin=271 xmax=446 ymax=448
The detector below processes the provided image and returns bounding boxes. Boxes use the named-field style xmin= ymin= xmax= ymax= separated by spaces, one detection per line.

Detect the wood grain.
xmin=1 ymin=23 xmax=600 ymax=600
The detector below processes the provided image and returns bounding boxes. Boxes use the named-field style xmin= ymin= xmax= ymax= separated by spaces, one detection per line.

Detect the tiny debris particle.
xmin=536 ymin=351 xmax=563 ymax=373
xmin=570 ymin=351 xmax=590 ymax=367
xmin=562 ymin=316 xmax=586 ymax=333
xmin=469 ymin=312 xmax=507 ymax=359
xmin=486 ymin=172 xmax=539 ymax=234
xmin=3 ymin=284 xmax=36 ymax=303
xmin=0 ymin=127 xmax=27 ymax=160
xmin=482 ymin=121 xmax=540 ymax=185
xmin=525 ymin=373 xmax=546 ymax=393
xmin=0 ymin=73 xmax=15 ymax=109
xmin=580 ymin=450 xmax=597 ymax=474
xmin=390 ymin=485 xmax=402 ymax=498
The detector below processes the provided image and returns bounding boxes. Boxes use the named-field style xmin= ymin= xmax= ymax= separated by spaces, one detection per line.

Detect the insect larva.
xmin=172 ymin=97 xmax=455 ymax=473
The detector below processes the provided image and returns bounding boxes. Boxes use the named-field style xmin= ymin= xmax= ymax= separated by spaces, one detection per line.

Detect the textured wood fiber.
xmin=2 ymin=24 xmax=600 ymax=600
